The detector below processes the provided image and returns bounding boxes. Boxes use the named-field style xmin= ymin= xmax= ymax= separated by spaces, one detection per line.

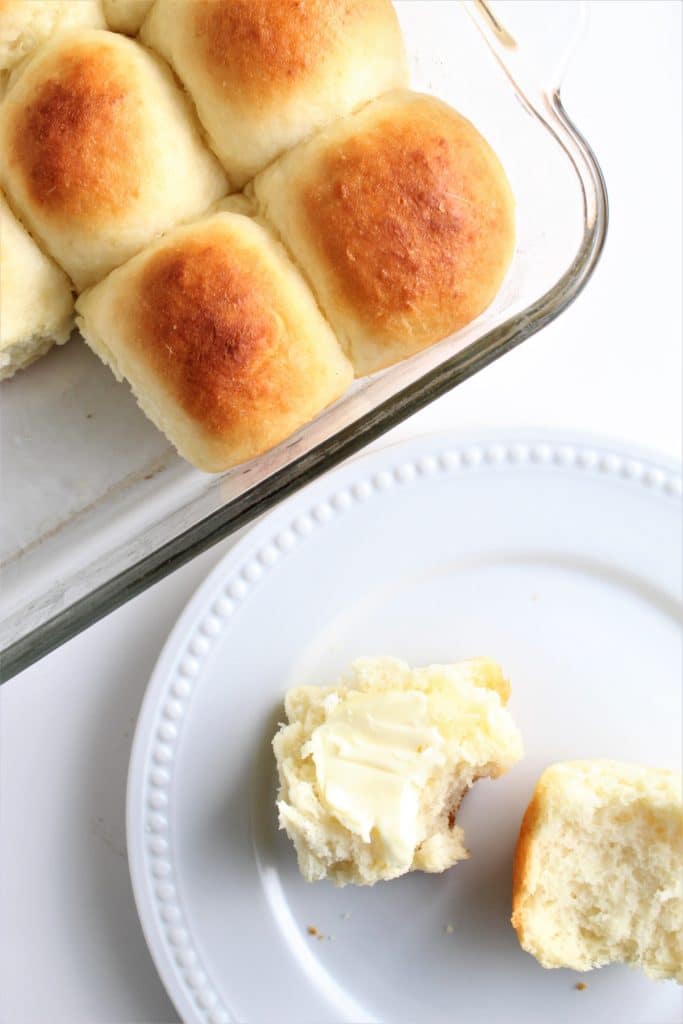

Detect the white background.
xmin=1 ymin=2 xmax=681 ymax=1022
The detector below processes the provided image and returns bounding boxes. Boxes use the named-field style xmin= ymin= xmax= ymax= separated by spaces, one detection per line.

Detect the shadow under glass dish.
xmin=0 ymin=0 xmax=608 ymax=681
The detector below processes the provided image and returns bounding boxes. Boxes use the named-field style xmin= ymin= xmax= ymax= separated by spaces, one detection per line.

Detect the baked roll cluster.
xmin=0 ymin=1 xmax=515 ymax=470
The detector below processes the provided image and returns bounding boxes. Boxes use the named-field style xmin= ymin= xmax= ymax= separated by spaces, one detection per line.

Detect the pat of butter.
xmin=302 ymin=690 xmax=446 ymax=866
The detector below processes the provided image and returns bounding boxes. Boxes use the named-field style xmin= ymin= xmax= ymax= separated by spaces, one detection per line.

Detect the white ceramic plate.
xmin=127 ymin=432 xmax=683 ymax=1024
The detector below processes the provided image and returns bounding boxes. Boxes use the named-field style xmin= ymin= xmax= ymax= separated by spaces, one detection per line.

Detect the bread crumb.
xmin=307 ymin=926 xmax=318 ymax=936
xmin=445 ymin=924 xmax=454 ymax=934
xmin=341 ymin=912 xmax=352 ymax=920
xmin=574 ymin=982 xmax=587 ymax=991
xmin=317 ymin=934 xmax=325 ymax=942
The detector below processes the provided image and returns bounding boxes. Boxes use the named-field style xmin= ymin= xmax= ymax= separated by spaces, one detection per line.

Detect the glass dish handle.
xmin=465 ymin=0 xmax=608 ymax=280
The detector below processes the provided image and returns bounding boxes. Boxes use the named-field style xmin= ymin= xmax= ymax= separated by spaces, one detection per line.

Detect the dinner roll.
xmin=253 ymin=91 xmax=515 ymax=376
xmin=273 ymin=656 xmax=523 ymax=886
xmin=102 ymin=0 xmax=152 ymax=34
xmin=75 ymin=212 xmax=353 ymax=472
xmin=0 ymin=0 xmax=105 ymax=83
xmin=0 ymin=30 xmax=227 ymax=290
xmin=1 ymin=192 xmax=73 ymax=380
xmin=140 ymin=0 xmax=408 ymax=187
xmin=512 ymin=760 xmax=683 ymax=982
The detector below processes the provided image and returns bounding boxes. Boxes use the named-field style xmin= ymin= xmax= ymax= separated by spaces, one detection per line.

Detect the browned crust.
xmin=192 ymin=0 xmax=391 ymax=106
xmin=6 ymin=37 xmax=142 ymax=222
xmin=300 ymin=96 xmax=515 ymax=355
xmin=133 ymin=237 xmax=289 ymax=436
xmin=510 ymin=782 xmax=545 ymax=945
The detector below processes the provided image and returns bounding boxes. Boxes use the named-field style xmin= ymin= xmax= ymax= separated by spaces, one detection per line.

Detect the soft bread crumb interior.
xmin=273 ymin=656 xmax=523 ymax=886
xmin=512 ymin=761 xmax=683 ymax=982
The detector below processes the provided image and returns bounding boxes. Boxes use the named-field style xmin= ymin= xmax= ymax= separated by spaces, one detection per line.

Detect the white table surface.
xmin=1 ymin=3 xmax=681 ymax=1022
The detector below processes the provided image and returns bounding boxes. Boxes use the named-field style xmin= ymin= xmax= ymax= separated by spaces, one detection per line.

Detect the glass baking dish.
xmin=0 ymin=0 xmax=608 ymax=681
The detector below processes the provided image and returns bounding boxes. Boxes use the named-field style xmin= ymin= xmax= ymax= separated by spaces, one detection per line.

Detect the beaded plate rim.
xmin=127 ymin=431 xmax=682 ymax=1024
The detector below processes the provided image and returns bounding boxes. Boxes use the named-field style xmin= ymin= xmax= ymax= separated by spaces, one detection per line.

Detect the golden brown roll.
xmin=0 ymin=30 xmax=228 ymax=290
xmin=0 ymin=0 xmax=105 ymax=82
xmin=0 ymin=192 xmax=74 ymax=380
xmin=101 ymin=0 xmax=152 ymax=34
xmin=253 ymin=91 xmax=516 ymax=377
xmin=140 ymin=0 xmax=408 ymax=188
xmin=75 ymin=212 xmax=353 ymax=472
